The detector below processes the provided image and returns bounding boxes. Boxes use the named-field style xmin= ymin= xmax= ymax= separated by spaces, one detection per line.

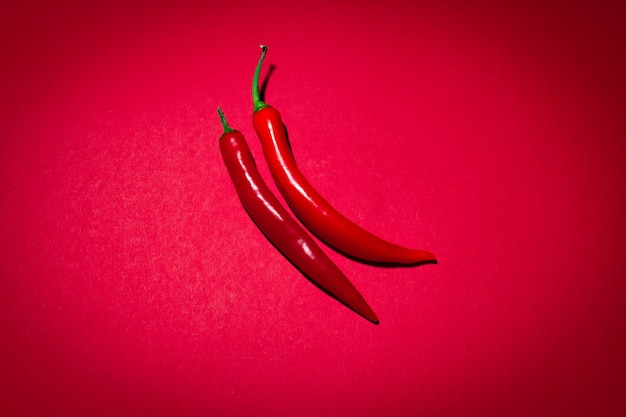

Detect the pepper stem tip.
xmin=217 ymin=107 xmax=233 ymax=134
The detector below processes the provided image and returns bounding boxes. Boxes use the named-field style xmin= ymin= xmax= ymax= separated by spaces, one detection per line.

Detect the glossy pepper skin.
xmin=251 ymin=46 xmax=437 ymax=265
xmin=218 ymin=108 xmax=379 ymax=324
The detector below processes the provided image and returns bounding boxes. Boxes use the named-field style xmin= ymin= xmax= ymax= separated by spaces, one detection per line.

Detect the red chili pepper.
xmin=218 ymin=108 xmax=379 ymax=324
xmin=251 ymin=46 xmax=437 ymax=265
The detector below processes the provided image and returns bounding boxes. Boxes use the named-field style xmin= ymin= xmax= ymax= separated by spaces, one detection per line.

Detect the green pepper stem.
xmin=252 ymin=45 xmax=269 ymax=112
xmin=217 ymin=107 xmax=233 ymax=134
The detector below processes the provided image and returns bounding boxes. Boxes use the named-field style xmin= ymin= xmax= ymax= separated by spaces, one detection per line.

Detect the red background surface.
xmin=2 ymin=1 xmax=625 ymax=416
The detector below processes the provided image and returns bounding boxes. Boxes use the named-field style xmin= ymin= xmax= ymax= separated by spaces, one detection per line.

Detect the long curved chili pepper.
xmin=251 ymin=46 xmax=437 ymax=265
xmin=217 ymin=108 xmax=379 ymax=324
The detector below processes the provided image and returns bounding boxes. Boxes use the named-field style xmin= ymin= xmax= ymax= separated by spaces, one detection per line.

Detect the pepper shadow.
xmin=258 ymin=64 xmax=276 ymax=105
xmin=324 ymin=244 xmax=438 ymax=269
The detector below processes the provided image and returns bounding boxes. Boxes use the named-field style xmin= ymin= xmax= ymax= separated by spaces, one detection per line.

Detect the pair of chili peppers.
xmin=218 ymin=45 xmax=436 ymax=324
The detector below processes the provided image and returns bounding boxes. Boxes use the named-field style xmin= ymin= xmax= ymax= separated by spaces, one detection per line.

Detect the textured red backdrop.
xmin=2 ymin=1 xmax=625 ymax=416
